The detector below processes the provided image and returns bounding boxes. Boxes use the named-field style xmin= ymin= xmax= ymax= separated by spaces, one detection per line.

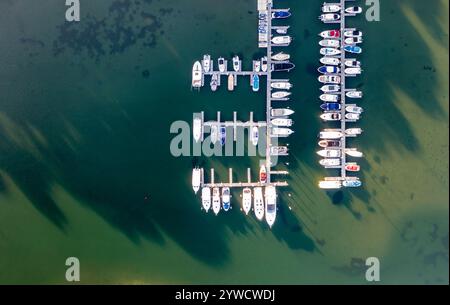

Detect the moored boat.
xmin=319 ymin=29 xmax=340 ymax=38
xmin=218 ymin=57 xmax=226 ymax=72
xmin=319 ymin=158 xmax=341 ymax=166
xmin=344 ymin=45 xmax=362 ymax=54
xmin=345 ymin=6 xmax=363 ymax=14
xmin=319 ymin=130 xmax=343 ymax=139
xmin=242 ymin=188 xmax=252 ymax=215
xmin=193 ymin=117 xmax=202 ymax=143
xmin=270 ymin=146 xmax=289 ymax=156
xmin=345 ymin=113 xmax=360 ymax=120
xmin=192 ymin=61 xmax=203 ymax=89
xmin=320 ymin=112 xmax=341 ymax=121
xmin=201 ymin=187 xmax=211 ymax=212
xmin=272 ymin=91 xmax=291 ymax=99
xmin=317 ymin=149 xmax=341 ymax=158
xmin=345 ymin=163 xmax=360 ymax=172
xmin=318 ymin=65 xmax=340 ymax=74
xmin=319 ymin=180 xmax=342 ymax=189
xmin=210 ymin=124 xmax=218 ymax=144
xmin=222 ymin=187 xmax=231 ymax=211
xmin=212 ymin=187 xmax=221 ymax=215
xmin=252 ymin=74 xmax=260 ymax=92
xmin=271 ymin=118 xmax=293 ymax=127
xmin=320 ymin=57 xmax=340 ymax=66
xmin=344 ymin=37 xmax=363 ymax=45
xmin=272 ymin=127 xmax=294 ymax=136
xmin=210 ymin=73 xmax=219 ymax=91
xmin=227 ymin=74 xmax=234 ymax=91
xmin=261 ymin=56 xmax=268 ymax=72
xmin=320 ymin=47 xmax=341 ymax=56
xmin=272 ymin=10 xmax=291 ymax=19
xmin=318 ymin=75 xmax=341 ymax=84
xmin=344 ymin=30 xmax=363 ymax=38
xmin=271 ymin=108 xmax=294 ymax=117
xmin=346 ymin=106 xmax=364 ymax=114
xmin=232 ymin=55 xmax=241 ymax=72
xmin=271 ymin=36 xmax=292 ymax=45
xmin=251 ymin=126 xmax=259 ymax=146
xmin=253 ymin=60 xmax=261 ymax=72
xmin=259 ymin=165 xmax=267 ymax=184
xmin=265 ymin=186 xmax=277 ymax=228
xmin=345 ymin=148 xmax=364 ymax=157
xmin=320 ymin=84 xmax=341 ymax=93
xmin=319 ymin=39 xmax=340 ymax=48
xmin=346 ymin=90 xmax=363 ymax=98
xmin=345 ymin=128 xmax=363 ymax=135
xmin=345 ymin=67 xmax=362 ymax=75
xmin=202 ymin=54 xmax=211 ymax=73
xmin=253 ymin=187 xmax=264 ymax=221
xmin=219 ymin=126 xmax=226 ymax=146
xmin=271 ymin=52 xmax=290 ymax=61
xmin=322 ymin=4 xmax=341 ymax=13
xmin=344 ymin=60 xmax=361 ymax=67
xmin=320 ymin=93 xmax=340 ymax=102
xmin=192 ymin=167 xmax=201 ymax=194
xmin=318 ymin=139 xmax=341 ymax=148
xmin=319 ymin=13 xmax=340 ymax=22
xmin=343 ymin=179 xmax=362 ymax=187
xmin=271 ymin=81 xmax=292 ymax=90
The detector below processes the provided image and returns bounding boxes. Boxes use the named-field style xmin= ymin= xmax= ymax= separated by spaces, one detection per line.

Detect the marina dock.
xmin=318 ymin=0 xmax=364 ymax=188
xmin=191 ymin=0 xmax=294 ymax=225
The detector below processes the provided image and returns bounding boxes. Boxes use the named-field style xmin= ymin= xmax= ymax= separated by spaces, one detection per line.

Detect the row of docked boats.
xmin=192 ymin=166 xmax=277 ymax=228
xmin=317 ymin=3 xmax=364 ymax=189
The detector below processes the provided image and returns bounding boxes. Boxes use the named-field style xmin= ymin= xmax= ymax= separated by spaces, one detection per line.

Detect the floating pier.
xmin=318 ymin=0 xmax=364 ymax=187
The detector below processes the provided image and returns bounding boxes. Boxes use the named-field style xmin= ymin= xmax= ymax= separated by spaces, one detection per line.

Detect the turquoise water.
xmin=0 ymin=0 xmax=448 ymax=284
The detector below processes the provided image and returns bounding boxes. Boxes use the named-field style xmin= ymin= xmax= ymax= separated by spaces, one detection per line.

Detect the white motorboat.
xmin=320 ymin=57 xmax=340 ymax=66
xmin=275 ymin=26 xmax=290 ymax=34
xmin=343 ymin=179 xmax=362 ymax=187
xmin=251 ymin=126 xmax=259 ymax=146
xmin=192 ymin=61 xmax=202 ymax=89
xmin=322 ymin=4 xmax=341 ymax=13
xmin=344 ymin=60 xmax=361 ymax=67
xmin=218 ymin=57 xmax=226 ymax=72
xmin=345 ymin=6 xmax=363 ymax=14
xmin=319 ymin=29 xmax=340 ymax=39
xmin=253 ymin=187 xmax=264 ymax=221
xmin=242 ymin=188 xmax=252 ymax=215
xmin=318 ymin=75 xmax=341 ymax=84
xmin=227 ymin=73 xmax=234 ymax=91
xmin=261 ymin=56 xmax=268 ymax=72
xmin=319 ymin=130 xmax=343 ymax=139
xmin=317 ymin=149 xmax=341 ymax=158
xmin=319 ymin=158 xmax=341 ymax=167
xmin=232 ymin=55 xmax=241 ymax=72
xmin=202 ymin=55 xmax=211 ymax=73
xmin=318 ymin=180 xmax=342 ymax=189
xmin=345 ymin=148 xmax=364 ymax=158
xmin=320 ymin=94 xmax=340 ymax=102
xmin=192 ymin=168 xmax=201 ymax=194
xmin=345 ymin=128 xmax=363 ymax=136
xmin=320 ymin=112 xmax=341 ymax=121
xmin=319 ymin=39 xmax=340 ymax=48
xmin=320 ymin=47 xmax=341 ymax=56
xmin=271 ymin=81 xmax=292 ymax=90
xmin=272 ymin=91 xmax=291 ymax=99
xmin=271 ymin=52 xmax=290 ymax=61
xmin=346 ymin=106 xmax=364 ymax=114
xmin=193 ymin=117 xmax=202 ymax=142
xmin=320 ymin=84 xmax=341 ymax=93
xmin=344 ymin=37 xmax=363 ymax=45
xmin=271 ymin=118 xmax=293 ymax=127
xmin=271 ymin=108 xmax=294 ymax=117
xmin=345 ymin=113 xmax=360 ymax=120
xmin=201 ymin=187 xmax=211 ymax=212
xmin=265 ymin=186 xmax=277 ymax=228
xmin=346 ymin=90 xmax=363 ymax=98
xmin=210 ymin=73 xmax=219 ymax=91
xmin=271 ymin=36 xmax=292 ymax=45
xmin=345 ymin=67 xmax=362 ymax=75
xmin=319 ymin=13 xmax=340 ymax=22
xmin=253 ymin=60 xmax=261 ymax=72
xmin=222 ymin=187 xmax=231 ymax=211
xmin=272 ymin=127 xmax=294 ymax=136
xmin=270 ymin=146 xmax=289 ymax=156
xmin=344 ymin=30 xmax=363 ymax=38
xmin=210 ymin=124 xmax=219 ymax=143
xmin=212 ymin=187 xmax=221 ymax=215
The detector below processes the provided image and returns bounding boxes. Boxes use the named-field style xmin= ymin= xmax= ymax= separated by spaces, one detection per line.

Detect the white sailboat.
xmin=212 ymin=187 xmax=221 ymax=215
xmin=192 ymin=61 xmax=202 ymax=89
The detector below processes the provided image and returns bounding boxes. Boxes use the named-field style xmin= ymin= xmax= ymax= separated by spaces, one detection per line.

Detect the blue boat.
xmin=222 ymin=187 xmax=231 ymax=211
xmin=344 ymin=45 xmax=362 ymax=54
xmin=272 ymin=11 xmax=291 ymax=19
xmin=220 ymin=127 xmax=226 ymax=146
xmin=320 ymin=103 xmax=341 ymax=111
xmin=252 ymin=74 xmax=260 ymax=92
xmin=343 ymin=180 xmax=362 ymax=187
xmin=318 ymin=65 xmax=340 ymax=74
